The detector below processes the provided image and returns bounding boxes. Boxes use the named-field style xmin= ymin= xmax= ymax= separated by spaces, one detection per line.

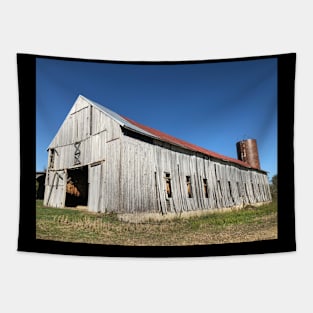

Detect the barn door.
xmin=88 ymin=162 xmax=103 ymax=212
xmin=164 ymin=172 xmax=174 ymax=213
xmin=45 ymin=170 xmax=66 ymax=208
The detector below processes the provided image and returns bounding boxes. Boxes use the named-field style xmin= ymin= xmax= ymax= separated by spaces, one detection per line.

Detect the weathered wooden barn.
xmin=43 ymin=95 xmax=272 ymax=214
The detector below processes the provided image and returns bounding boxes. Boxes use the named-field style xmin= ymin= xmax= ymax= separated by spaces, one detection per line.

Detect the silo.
xmin=236 ymin=139 xmax=261 ymax=169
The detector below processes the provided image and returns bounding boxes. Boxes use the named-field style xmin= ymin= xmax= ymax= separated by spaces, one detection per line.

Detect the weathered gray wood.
xmin=44 ymin=95 xmax=272 ymax=213
xmin=44 ymin=170 xmax=66 ymax=208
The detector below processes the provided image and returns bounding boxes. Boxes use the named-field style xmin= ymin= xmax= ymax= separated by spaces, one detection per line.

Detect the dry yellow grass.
xmin=36 ymin=200 xmax=277 ymax=246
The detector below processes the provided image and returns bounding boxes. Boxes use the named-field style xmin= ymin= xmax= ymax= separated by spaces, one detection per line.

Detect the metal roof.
xmin=122 ymin=116 xmax=258 ymax=169
xmin=81 ymin=95 xmax=259 ymax=170
xmin=81 ymin=96 xmax=158 ymax=138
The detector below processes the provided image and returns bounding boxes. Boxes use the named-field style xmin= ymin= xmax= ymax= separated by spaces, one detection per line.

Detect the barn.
xmin=43 ymin=95 xmax=272 ymax=214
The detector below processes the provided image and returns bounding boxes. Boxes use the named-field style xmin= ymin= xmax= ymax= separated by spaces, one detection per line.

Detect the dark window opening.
xmin=228 ymin=181 xmax=234 ymax=202
xmin=203 ymin=178 xmax=208 ymax=198
xmin=49 ymin=149 xmax=55 ymax=169
xmin=217 ymin=180 xmax=222 ymax=195
xmin=244 ymin=183 xmax=250 ymax=203
xmin=164 ymin=173 xmax=172 ymax=198
xmin=215 ymin=180 xmax=222 ymax=206
xmin=237 ymin=182 xmax=241 ymax=197
xmin=186 ymin=176 xmax=192 ymax=198
xmin=251 ymin=181 xmax=256 ymax=199
xmin=214 ymin=164 xmax=218 ymax=179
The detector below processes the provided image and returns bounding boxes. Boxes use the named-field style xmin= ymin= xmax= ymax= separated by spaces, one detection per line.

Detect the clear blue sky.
xmin=36 ymin=57 xmax=277 ymax=180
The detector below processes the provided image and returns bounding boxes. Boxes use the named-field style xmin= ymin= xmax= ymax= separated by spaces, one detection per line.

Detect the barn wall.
xmin=47 ymin=98 xmax=122 ymax=171
xmin=88 ymin=162 xmax=104 ymax=212
xmin=100 ymin=139 xmax=121 ymax=212
xmin=119 ymin=133 xmax=272 ymax=213
xmin=44 ymin=96 xmax=271 ymax=213
xmin=119 ymin=135 xmax=158 ymax=213
xmin=44 ymin=97 xmax=122 ymax=209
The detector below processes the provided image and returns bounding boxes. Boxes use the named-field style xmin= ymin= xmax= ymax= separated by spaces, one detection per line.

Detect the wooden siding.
xmin=44 ymin=96 xmax=272 ymax=213
xmin=119 ymin=134 xmax=271 ymax=213
xmin=44 ymin=97 xmax=123 ymax=210
xmin=44 ymin=170 xmax=66 ymax=208
xmin=88 ymin=163 xmax=103 ymax=212
xmin=102 ymin=139 xmax=121 ymax=212
xmin=119 ymin=137 xmax=157 ymax=213
xmin=47 ymin=98 xmax=121 ymax=170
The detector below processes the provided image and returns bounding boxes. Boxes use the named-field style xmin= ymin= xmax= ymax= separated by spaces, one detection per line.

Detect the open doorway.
xmin=65 ymin=166 xmax=88 ymax=207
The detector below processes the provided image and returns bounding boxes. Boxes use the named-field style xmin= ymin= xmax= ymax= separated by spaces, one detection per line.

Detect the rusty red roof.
xmin=84 ymin=96 xmax=260 ymax=171
xmin=123 ymin=116 xmax=259 ymax=170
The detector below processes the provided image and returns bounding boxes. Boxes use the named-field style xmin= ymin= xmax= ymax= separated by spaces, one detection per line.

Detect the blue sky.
xmin=36 ymin=57 xmax=277 ymax=180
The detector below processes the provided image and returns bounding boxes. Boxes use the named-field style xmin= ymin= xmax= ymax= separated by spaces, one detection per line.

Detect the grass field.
xmin=36 ymin=200 xmax=277 ymax=246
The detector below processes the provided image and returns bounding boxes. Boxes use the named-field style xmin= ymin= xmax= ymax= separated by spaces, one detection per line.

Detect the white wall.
xmin=1 ymin=1 xmax=311 ymax=313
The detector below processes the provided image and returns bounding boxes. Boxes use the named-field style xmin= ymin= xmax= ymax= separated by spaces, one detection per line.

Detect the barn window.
xmin=164 ymin=173 xmax=172 ymax=198
xmin=251 ymin=182 xmax=256 ymax=198
xmin=186 ymin=176 xmax=192 ymax=198
xmin=74 ymin=142 xmax=81 ymax=165
xmin=203 ymin=178 xmax=208 ymax=198
xmin=217 ymin=180 xmax=222 ymax=196
xmin=237 ymin=182 xmax=241 ymax=197
xmin=228 ymin=181 xmax=234 ymax=202
xmin=214 ymin=164 xmax=218 ymax=179
xmin=56 ymin=174 xmax=59 ymax=189
xmin=244 ymin=183 xmax=249 ymax=202
xmin=49 ymin=149 xmax=55 ymax=169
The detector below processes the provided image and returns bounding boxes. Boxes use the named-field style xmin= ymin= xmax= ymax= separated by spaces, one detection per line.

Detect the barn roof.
xmin=81 ymin=95 xmax=261 ymax=171
xmin=85 ymin=98 xmax=158 ymax=139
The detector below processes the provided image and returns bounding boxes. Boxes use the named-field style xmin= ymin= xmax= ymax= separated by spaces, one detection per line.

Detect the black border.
xmin=17 ymin=53 xmax=296 ymax=257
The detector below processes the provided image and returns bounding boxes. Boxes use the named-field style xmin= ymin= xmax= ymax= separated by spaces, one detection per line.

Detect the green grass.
xmin=36 ymin=200 xmax=277 ymax=246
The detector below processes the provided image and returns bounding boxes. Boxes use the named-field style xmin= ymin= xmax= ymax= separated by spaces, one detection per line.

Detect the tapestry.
xmin=17 ymin=53 xmax=296 ymax=257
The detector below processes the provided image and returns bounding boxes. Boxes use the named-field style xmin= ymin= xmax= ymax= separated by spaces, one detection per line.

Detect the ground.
xmin=36 ymin=200 xmax=277 ymax=246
